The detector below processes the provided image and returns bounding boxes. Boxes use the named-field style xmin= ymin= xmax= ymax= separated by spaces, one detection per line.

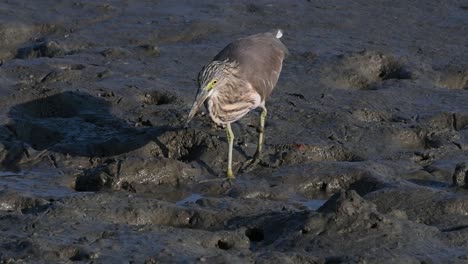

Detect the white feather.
xmin=276 ymin=29 xmax=283 ymax=39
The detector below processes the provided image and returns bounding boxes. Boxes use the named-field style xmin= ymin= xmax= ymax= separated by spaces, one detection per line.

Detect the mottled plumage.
xmin=212 ymin=30 xmax=288 ymax=101
xmin=186 ymin=29 xmax=288 ymax=179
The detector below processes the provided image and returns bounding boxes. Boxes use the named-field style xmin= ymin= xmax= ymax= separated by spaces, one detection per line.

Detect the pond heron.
xmin=186 ymin=29 xmax=288 ymax=179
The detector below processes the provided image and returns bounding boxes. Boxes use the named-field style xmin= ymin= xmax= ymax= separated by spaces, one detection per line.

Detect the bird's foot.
xmin=196 ymin=168 xmax=236 ymax=184
xmin=226 ymin=169 xmax=235 ymax=181
xmin=241 ymin=154 xmax=267 ymax=173
xmin=197 ymin=176 xmax=235 ymax=185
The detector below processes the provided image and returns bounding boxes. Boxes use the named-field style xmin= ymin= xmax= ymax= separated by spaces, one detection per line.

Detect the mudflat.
xmin=1 ymin=1 xmax=468 ymax=263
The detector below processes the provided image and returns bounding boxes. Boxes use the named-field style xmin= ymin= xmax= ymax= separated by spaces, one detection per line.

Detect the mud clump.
xmin=436 ymin=66 xmax=468 ymax=90
xmin=0 ymin=22 xmax=37 ymax=60
xmin=16 ymin=40 xmax=66 ymax=59
xmin=137 ymin=44 xmax=161 ymax=56
xmin=75 ymin=157 xmax=200 ymax=192
xmin=99 ymin=47 xmax=130 ymax=58
xmin=0 ymin=190 xmax=50 ymax=214
xmin=452 ymin=162 xmax=468 ymax=188
xmin=75 ymin=164 xmax=114 ymax=191
xmin=270 ymin=142 xmax=358 ymax=166
xmin=318 ymin=190 xmax=376 ymax=214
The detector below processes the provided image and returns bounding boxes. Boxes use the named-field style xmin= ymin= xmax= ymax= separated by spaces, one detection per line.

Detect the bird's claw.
xmin=241 ymin=154 xmax=267 ymax=173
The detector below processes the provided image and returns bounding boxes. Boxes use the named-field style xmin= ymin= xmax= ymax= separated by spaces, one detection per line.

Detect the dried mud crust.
xmin=0 ymin=0 xmax=468 ymax=263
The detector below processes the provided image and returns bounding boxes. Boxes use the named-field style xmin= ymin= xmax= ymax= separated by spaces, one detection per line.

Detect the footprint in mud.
xmin=143 ymin=90 xmax=179 ymax=106
xmin=324 ymin=50 xmax=411 ymax=90
xmin=152 ymin=129 xmax=220 ymax=162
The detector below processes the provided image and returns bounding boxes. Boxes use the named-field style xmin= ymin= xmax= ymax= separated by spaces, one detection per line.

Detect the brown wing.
xmin=213 ymin=30 xmax=288 ymax=101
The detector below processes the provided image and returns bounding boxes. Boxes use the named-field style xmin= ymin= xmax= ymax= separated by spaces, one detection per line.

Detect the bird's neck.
xmin=206 ymin=76 xmax=260 ymax=125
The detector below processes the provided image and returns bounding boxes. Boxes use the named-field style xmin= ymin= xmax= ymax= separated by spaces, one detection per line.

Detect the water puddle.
xmin=295 ymin=199 xmax=327 ymax=211
xmin=0 ymin=171 xmax=29 ymax=177
xmin=0 ymin=169 xmax=77 ymax=198
xmin=407 ymin=179 xmax=449 ymax=189
xmin=176 ymin=193 xmax=203 ymax=206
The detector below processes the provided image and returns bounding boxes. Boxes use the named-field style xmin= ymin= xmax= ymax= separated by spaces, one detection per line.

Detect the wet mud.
xmin=1 ymin=0 xmax=468 ymax=263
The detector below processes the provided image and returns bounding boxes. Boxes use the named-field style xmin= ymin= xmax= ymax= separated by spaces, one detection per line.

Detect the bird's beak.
xmin=185 ymin=89 xmax=210 ymax=127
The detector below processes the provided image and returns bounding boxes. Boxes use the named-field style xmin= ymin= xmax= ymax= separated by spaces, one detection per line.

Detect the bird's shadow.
xmin=0 ymin=91 xmax=176 ymax=172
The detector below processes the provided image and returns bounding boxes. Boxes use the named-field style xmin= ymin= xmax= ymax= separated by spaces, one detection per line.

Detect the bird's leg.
xmin=253 ymin=106 xmax=267 ymax=161
xmin=242 ymin=106 xmax=267 ymax=173
xmin=226 ymin=123 xmax=235 ymax=180
xmin=242 ymin=105 xmax=267 ymax=172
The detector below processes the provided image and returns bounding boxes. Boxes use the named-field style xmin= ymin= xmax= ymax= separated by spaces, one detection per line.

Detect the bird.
xmin=185 ymin=29 xmax=288 ymax=179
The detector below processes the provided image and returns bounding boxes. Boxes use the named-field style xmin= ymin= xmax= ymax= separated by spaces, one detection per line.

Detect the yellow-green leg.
xmin=253 ymin=106 xmax=267 ymax=160
xmin=242 ymin=106 xmax=267 ymax=173
xmin=226 ymin=123 xmax=235 ymax=180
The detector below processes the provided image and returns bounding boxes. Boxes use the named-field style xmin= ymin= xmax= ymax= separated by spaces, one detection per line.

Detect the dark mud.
xmin=1 ymin=0 xmax=468 ymax=263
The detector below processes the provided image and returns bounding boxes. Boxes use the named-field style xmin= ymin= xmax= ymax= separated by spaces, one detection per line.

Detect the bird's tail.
xmin=275 ymin=29 xmax=283 ymax=39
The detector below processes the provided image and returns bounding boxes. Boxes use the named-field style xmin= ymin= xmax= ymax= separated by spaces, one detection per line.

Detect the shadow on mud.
xmin=1 ymin=91 xmax=175 ymax=171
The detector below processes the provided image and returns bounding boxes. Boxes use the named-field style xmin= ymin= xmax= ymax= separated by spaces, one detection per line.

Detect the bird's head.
xmin=185 ymin=61 xmax=228 ymax=127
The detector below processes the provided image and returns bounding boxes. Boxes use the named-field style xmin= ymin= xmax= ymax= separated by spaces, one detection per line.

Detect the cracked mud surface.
xmin=1 ymin=1 xmax=468 ymax=263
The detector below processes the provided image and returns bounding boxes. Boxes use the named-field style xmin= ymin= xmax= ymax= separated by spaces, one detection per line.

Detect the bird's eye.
xmin=206 ymin=79 xmax=218 ymax=90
